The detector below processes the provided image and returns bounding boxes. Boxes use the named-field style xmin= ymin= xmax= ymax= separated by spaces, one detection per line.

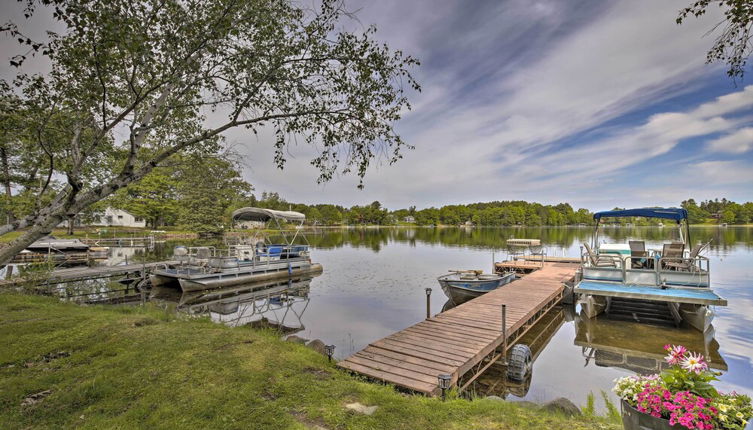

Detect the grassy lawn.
xmin=0 ymin=293 xmax=619 ymax=429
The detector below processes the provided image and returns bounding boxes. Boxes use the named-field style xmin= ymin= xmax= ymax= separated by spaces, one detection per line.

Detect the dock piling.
xmin=425 ymin=287 xmax=432 ymax=319
xmin=501 ymin=304 xmax=508 ymax=365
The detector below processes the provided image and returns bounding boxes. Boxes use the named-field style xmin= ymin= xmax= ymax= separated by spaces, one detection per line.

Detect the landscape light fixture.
xmin=325 ymin=344 xmax=335 ymax=362
xmin=438 ymin=374 xmax=452 ymax=401
xmin=425 ymin=288 xmax=432 ymax=319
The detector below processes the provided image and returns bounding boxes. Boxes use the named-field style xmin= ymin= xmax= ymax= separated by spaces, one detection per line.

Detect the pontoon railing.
xmin=579 ymin=246 xmax=710 ymax=287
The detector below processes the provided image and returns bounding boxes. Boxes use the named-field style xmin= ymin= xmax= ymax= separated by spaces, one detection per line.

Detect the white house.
xmin=403 ymin=216 xmax=416 ymax=223
xmin=93 ymin=208 xmax=146 ymax=228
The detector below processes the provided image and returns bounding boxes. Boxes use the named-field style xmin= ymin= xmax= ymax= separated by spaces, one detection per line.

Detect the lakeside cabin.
xmin=94 ymin=208 xmax=146 ymax=228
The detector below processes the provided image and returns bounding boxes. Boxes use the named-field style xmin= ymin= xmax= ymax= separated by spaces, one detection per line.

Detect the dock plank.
xmin=338 ymin=262 xmax=578 ymax=395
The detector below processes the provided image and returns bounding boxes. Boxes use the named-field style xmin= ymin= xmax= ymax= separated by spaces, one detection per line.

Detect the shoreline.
xmin=3 ymin=223 xmax=752 ymax=244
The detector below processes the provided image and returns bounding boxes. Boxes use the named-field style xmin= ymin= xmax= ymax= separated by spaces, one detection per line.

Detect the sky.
xmin=2 ymin=0 xmax=752 ymax=212
xmin=227 ymin=0 xmax=753 ymax=211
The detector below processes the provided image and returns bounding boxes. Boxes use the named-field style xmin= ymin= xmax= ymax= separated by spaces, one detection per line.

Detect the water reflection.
xmin=129 ymin=226 xmax=753 ymax=263
xmin=295 ymin=225 xmax=753 ymax=253
xmin=573 ymin=312 xmax=727 ymax=374
xmin=463 ymin=306 xmax=571 ymax=399
xmin=151 ymin=276 xmax=318 ymax=333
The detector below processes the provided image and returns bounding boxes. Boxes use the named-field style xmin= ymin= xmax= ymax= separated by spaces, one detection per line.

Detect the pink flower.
xmin=664 ymin=344 xmax=688 ymax=365
xmin=681 ymin=352 xmax=708 ymax=374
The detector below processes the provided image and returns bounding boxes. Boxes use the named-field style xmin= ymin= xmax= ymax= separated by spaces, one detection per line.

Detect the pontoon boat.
xmin=150 ymin=207 xmax=322 ymax=291
xmin=574 ymin=208 xmax=726 ymax=331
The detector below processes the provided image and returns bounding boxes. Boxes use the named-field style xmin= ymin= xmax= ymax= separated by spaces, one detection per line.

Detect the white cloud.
xmin=707 ymin=128 xmax=753 ymax=153
xmin=693 ymin=161 xmax=753 ymax=185
xmin=222 ymin=0 xmax=751 ymax=210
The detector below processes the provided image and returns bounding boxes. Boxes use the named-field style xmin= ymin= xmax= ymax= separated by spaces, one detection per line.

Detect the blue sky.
xmin=2 ymin=0 xmax=751 ymax=212
xmin=233 ymin=0 xmax=753 ymax=211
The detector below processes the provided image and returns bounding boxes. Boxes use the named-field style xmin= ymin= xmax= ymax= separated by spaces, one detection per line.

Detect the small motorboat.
xmin=437 ymin=270 xmax=516 ymax=304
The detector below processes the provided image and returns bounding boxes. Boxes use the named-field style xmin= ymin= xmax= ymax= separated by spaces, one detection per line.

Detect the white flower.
xmin=680 ymin=352 xmax=708 ymax=373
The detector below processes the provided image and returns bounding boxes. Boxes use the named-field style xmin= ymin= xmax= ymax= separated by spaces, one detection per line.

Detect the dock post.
xmin=425 ymin=288 xmax=432 ymax=319
xmin=501 ymin=304 xmax=508 ymax=365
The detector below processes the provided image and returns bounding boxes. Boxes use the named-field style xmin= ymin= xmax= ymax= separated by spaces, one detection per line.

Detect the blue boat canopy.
xmin=593 ymin=207 xmax=688 ymax=222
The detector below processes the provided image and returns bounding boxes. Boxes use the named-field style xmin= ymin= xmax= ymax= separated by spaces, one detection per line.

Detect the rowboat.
xmin=437 ymin=270 xmax=516 ymax=304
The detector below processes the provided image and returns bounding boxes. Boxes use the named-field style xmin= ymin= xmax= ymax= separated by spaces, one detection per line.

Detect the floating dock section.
xmin=338 ymin=262 xmax=578 ymax=396
xmin=0 ymin=261 xmax=176 ymax=287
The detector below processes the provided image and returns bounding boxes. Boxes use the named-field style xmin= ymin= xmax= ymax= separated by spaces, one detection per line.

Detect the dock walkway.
xmin=338 ymin=262 xmax=578 ymax=396
xmin=0 ymin=261 xmax=176 ymax=287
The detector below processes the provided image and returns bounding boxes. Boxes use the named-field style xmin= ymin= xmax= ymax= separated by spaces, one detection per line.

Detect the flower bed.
xmin=614 ymin=345 xmax=752 ymax=430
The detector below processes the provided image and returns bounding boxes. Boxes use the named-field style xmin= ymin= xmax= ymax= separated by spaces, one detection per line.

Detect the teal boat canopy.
xmin=593 ymin=207 xmax=688 ymax=222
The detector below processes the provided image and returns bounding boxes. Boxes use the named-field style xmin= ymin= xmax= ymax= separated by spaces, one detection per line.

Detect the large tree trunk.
xmin=67 ymin=214 xmax=75 ymax=235
xmin=0 ymin=213 xmax=64 ymax=266
xmin=0 ymin=145 xmax=13 ymax=224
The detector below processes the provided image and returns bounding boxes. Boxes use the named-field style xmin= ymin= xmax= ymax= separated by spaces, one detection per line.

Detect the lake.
xmin=76 ymin=226 xmax=753 ymax=408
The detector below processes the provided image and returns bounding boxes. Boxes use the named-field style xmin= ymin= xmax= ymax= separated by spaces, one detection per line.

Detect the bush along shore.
xmin=0 ymin=293 xmax=620 ymax=429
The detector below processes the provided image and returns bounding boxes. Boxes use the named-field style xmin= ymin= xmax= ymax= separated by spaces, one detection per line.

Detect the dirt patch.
xmin=3 ymin=317 xmax=50 ymax=324
xmin=132 ymin=317 xmax=159 ymax=327
xmin=291 ymin=410 xmax=329 ymax=430
xmin=24 ymin=351 xmax=70 ymax=368
xmin=21 ymin=389 xmax=52 ymax=407
xmin=261 ymin=390 xmax=279 ymax=401
xmin=303 ymin=367 xmax=332 ymax=380
xmin=6 ymin=304 xmax=33 ymax=312
xmin=214 ymin=339 xmax=255 ymax=351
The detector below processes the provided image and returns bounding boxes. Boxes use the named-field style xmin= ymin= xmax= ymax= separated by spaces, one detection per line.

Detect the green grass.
xmin=0 ymin=293 xmax=620 ymax=429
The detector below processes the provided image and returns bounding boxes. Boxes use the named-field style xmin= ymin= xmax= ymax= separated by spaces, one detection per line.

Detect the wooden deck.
xmin=519 ymin=255 xmax=581 ymax=264
xmin=494 ymin=260 xmax=543 ymax=273
xmin=0 ymin=261 xmax=176 ymax=287
xmin=338 ymin=262 xmax=579 ymax=396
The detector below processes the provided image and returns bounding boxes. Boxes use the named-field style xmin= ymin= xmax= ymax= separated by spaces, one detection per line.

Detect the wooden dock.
xmin=338 ymin=262 xmax=578 ymax=396
xmin=0 ymin=261 xmax=177 ymax=287
xmin=80 ymin=236 xmax=158 ymax=247
xmin=494 ymin=260 xmax=543 ymax=273
xmin=519 ymin=255 xmax=581 ymax=264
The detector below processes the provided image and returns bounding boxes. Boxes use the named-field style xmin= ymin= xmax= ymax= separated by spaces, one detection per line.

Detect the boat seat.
xmin=257 ymin=245 xmax=283 ymax=259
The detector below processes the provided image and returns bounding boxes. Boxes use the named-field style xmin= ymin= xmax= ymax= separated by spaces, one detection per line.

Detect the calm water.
xmin=71 ymin=227 xmax=753 ymax=408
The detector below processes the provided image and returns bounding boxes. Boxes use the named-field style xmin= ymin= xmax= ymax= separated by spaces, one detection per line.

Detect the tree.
xmin=0 ymin=0 xmax=419 ymax=265
xmin=108 ymin=167 xmax=181 ymax=228
xmin=681 ymin=198 xmax=709 ymax=224
xmin=175 ymin=156 xmax=253 ymax=232
xmin=257 ymin=192 xmax=288 ymax=211
xmin=318 ymin=205 xmax=343 ymax=225
xmin=677 ymin=0 xmax=753 ymax=80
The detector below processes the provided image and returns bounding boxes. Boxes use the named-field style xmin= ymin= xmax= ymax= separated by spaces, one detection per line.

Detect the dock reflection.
xmin=151 ymin=275 xmax=320 ymax=333
xmin=459 ymin=305 xmax=572 ymax=399
xmin=573 ymin=312 xmax=727 ymax=373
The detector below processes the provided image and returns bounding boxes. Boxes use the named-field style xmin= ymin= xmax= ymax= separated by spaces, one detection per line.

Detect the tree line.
xmin=682 ymin=198 xmax=753 ymax=225
xmin=5 ymin=153 xmax=752 ymax=231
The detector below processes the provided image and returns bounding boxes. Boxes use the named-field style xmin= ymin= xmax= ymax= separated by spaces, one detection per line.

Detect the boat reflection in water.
xmin=150 ymin=275 xmax=319 ymax=333
xmin=573 ymin=312 xmax=727 ymax=374
xmin=448 ymin=300 xmax=572 ymax=399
